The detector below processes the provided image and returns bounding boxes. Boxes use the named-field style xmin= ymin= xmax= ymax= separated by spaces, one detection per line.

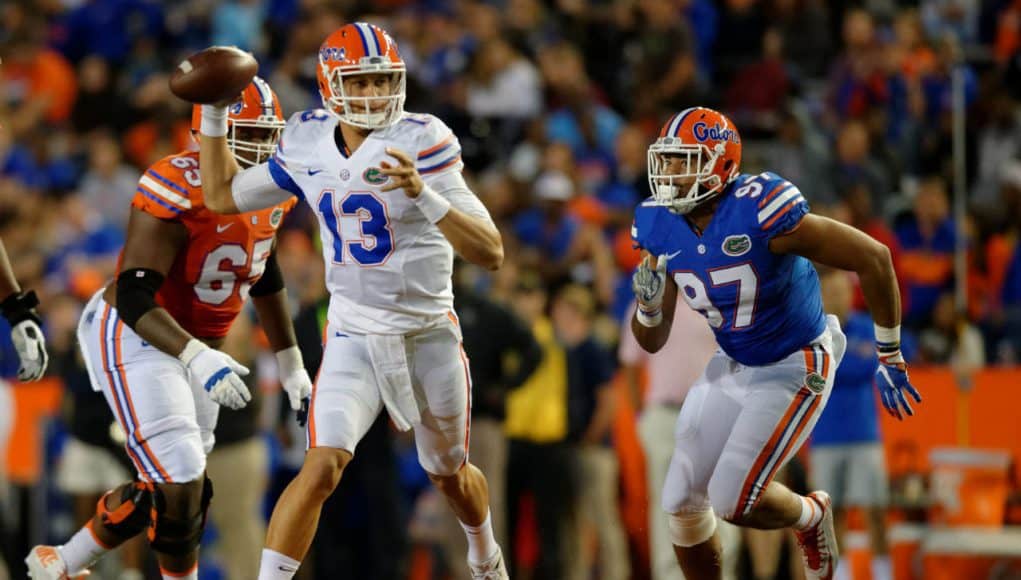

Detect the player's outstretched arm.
xmin=380 ymin=147 xmax=504 ymax=270
xmin=630 ymin=252 xmax=680 ymax=353
xmin=196 ymin=105 xmax=244 ymax=214
xmin=769 ymin=214 xmax=899 ymax=326
xmin=0 ymin=239 xmax=48 ymax=381
xmin=117 ymin=209 xmax=251 ymax=409
xmin=248 ymin=253 xmax=313 ymax=421
xmin=770 ymin=213 xmax=922 ymax=419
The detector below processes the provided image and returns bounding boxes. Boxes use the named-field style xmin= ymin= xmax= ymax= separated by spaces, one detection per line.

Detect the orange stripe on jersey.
xmin=419 ymin=155 xmax=461 ymax=175
xmin=417 ymin=135 xmax=454 ymax=159
xmin=757 ymin=183 xmax=789 ymax=208
xmin=762 ymin=198 xmax=803 ymax=231
xmin=138 ymin=174 xmax=192 ymax=210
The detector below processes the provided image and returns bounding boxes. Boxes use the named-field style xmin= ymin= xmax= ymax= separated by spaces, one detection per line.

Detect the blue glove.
xmin=875 ymin=348 xmax=922 ymax=420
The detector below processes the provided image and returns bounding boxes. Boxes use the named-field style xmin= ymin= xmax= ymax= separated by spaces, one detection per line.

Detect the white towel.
xmin=366 ymin=334 xmax=420 ymax=431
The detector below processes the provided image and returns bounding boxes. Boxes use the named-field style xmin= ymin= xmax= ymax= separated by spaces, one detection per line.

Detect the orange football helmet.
xmin=191 ymin=76 xmax=284 ymax=167
xmin=316 ymin=22 xmax=406 ymax=129
xmin=647 ymin=107 xmax=742 ymax=214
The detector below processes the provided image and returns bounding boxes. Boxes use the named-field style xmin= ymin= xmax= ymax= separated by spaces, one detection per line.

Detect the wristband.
xmin=178 ymin=339 xmax=208 ymax=366
xmin=414 ymin=185 xmax=452 ymax=224
xmin=200 ymin=105 xmax=229 ymax=137
xmin=637 ymin=306 xmax=662 ymax=327
xmin=0 ymin=290 xmax=41 ymax=325
xmin=875 ymin=324 xmax=901 ymax=350
xmin=275 ymin=345 xmax=304 ymax=374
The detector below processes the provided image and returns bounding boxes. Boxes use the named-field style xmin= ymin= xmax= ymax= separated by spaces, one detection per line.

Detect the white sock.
xmin=58 ymin=523 xmax=110 ymax=572
xmin=794 ymin=495 xmax=823 ymax=530
xmin=258 ymin=548 xmax=301 ymax=580
xmin=460 ymin=511 xmax=499 ymax=565
xmin=872 ymin=555 xmax=892 ymax=580
xmin=160 ymin=564 xmax=197 ymax=579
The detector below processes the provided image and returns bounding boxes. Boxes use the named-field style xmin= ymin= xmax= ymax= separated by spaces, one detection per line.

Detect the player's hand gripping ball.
xmin=170 ymin=46 xmax=258 ymax=104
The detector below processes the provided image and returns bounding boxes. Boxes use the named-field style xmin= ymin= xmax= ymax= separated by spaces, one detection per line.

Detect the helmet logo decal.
xmin=693 ymin=122 xmax=740 ymax=144
xmin=320 ymin=47 xmax=347 ymax=62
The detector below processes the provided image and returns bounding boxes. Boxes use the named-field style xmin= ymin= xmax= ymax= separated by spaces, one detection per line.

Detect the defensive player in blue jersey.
xmin=629 ymin=107 xmax=921 ymax=580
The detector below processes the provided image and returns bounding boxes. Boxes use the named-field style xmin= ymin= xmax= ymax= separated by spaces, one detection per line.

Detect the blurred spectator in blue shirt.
xmin=895 ymin=176 xmax=956 ymax=329
xmin=212 ymin=0 xmax=267 ymax=54
xmin=60 ymin=0 xmax=164 ymax=64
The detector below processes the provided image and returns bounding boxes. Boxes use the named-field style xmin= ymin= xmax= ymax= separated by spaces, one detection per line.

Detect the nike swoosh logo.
xmin=307 ymin=169 xmax=323 ymax=176
xmin=216 ymin=223 xmax=233 ymax=233
xmin=278 ymin=565 xmax=298 ymax=572
xmin=664 ymin=250 xmax=682 ymax=260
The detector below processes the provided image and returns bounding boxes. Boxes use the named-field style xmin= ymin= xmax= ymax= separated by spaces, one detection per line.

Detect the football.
xmin=169 ymin=46 xmax=258 ymax=104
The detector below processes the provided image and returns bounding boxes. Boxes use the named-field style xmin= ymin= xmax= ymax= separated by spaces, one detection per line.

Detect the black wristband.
xmin=0 ymin=290 xmax=41 ymax=326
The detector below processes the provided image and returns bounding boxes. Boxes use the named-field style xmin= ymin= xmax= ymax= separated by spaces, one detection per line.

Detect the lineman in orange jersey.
xmin=25 ymin=77 xmax=313 ymax=580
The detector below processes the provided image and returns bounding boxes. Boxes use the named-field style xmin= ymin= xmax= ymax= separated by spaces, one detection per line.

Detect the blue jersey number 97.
xmin=317 ymin=190 xmax=395 ymax=266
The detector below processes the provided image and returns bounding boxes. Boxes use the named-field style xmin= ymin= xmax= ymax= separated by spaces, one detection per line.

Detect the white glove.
xmin=632 ymin=253 xmax=669 ymax=326
xmin=276 ymin=345 xmax=312 ymax=411
xmin=179 ymin=339 xmax=251 ymax=410
xmin=11 ymin=319 xmax=48 ymax=381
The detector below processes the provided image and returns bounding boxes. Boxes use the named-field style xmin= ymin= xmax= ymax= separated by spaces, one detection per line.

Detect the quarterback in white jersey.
xmin=267 ymin=108 xmax=491 ymax=335
xmin=195 ymin=22 xmax=508 ymax=580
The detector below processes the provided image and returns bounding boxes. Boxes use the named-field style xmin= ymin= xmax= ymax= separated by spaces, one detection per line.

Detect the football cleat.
xmin=468 ymin=547 xmax=509 ymax=580
xmin=25 ymin=545 xmax=90 ymax=580
xmin=794 ymin=491 xmax=838 ymax=580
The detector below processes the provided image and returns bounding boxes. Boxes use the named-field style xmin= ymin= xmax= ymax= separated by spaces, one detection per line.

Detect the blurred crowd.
xmin=1 ymin=0 xmax=1020 ymax=579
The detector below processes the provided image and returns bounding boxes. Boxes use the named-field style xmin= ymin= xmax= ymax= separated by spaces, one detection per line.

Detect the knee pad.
xmin=421 ymin=444 xmax=467 ymax=478
xmin=668 ymin=508 xmax=717 ymax=548
xmin=148 ymin=476 xmax=214 ymax=556
xmin=98 ymin=481 xmax=154 ymax=541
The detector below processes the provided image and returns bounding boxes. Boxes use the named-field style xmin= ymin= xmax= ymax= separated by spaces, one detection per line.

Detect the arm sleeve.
xmin=231 ymin=161 xmax=302 ymax=213
xmin=426 ymin=171 xmax=495 ymax=225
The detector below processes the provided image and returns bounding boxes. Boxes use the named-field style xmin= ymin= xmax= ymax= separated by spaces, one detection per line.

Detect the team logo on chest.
xmin=270 ymin=207 xmax=284 ymax=228
xmin=722 ymin=234 xmax=752 ymax=256
xmin=362 ymin=167 xmax=389 ymax=185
